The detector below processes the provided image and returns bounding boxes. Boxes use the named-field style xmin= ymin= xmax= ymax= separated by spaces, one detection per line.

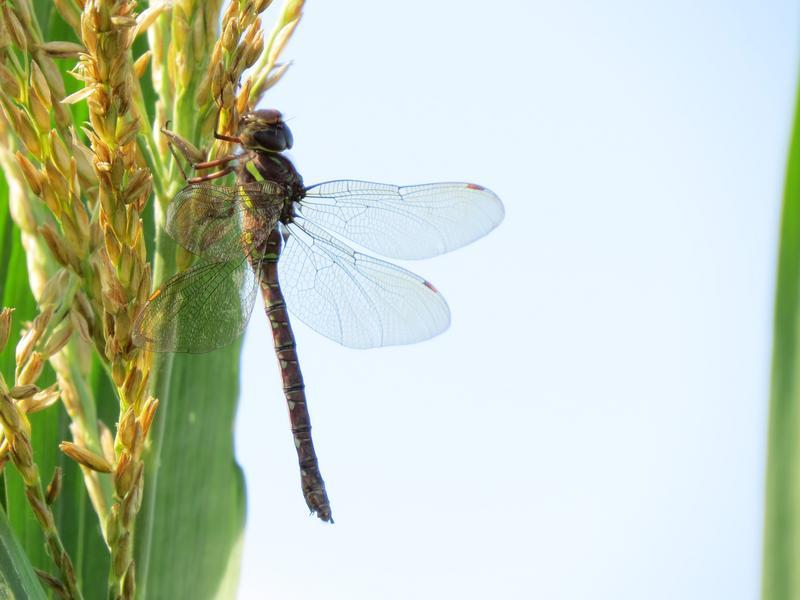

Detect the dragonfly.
xmin=132 ymin=109 xmax=504 ymax=522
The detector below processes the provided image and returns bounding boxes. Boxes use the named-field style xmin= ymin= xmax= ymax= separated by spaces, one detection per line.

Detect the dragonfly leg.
xmin=161 ymin=118 xmax=242 ymax=181
xmin=214 ymin=132 xmax=242 ymax=144
xmin=192 ymin=154 xmax=239 ymax=170
xmin=187 ymin=165 xmax=235 ymax=184
xmin=167 ymin=138 xmax=190 ymax=181
xmin=179 ymin=147 xmax=255 ymax=178
xmin=165 ymin=136 xmax=244 ymax=182
xmin=184 ymin=150 xmax=256 ymax=183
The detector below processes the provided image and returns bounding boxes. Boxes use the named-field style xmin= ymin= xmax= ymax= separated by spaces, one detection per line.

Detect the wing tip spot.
xmin=423 ymin=280 xmax=440 ymax=293
xmin=466 ymin=183 xmax=485 ymax=191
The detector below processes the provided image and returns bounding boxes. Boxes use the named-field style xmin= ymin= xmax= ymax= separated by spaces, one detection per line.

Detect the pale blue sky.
xmin=235 ymin=2 xmax=799 ymax=598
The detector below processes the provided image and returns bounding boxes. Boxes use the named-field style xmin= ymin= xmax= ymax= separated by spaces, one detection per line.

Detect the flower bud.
xmin=59 ymin=441 xmax=112 ymax=473
xmin=41 ymin=41 xmax=86 ymax=59
xmin=45 ymin=466 xmax=62 ymax=505
xmin=0 ymin=308 xmax=14 ymax=353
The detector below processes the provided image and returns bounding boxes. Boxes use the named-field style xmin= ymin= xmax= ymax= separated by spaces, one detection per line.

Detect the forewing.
xmin=279 ymin=221 xmax=450 ymax=349
xmin=166 ymin=182 xmax=283 ymax=260
xmin=299 ymin=180 xmax=504 ymax=259
xmin=133 ymin=257 xmax=260 ymax=353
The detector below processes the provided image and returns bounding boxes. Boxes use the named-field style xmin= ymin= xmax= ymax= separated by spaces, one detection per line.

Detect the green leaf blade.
xmin=763 ymin=76 xmax=800 ymax=598
xmin=136 ymin=348 xmax=246 ymax=600
xmin=0 ymin=506 xmax=47 ymax=600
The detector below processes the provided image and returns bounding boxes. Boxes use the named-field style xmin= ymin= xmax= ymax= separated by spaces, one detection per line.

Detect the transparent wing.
xmin=166 ymin=181 xmax=284 ymax=260
xmin=279 ymin=221 xmax=450 ymax=349
xmin=132 ymin=257 xmax=260 ymax=353
xmin=299 ymin=180 xmax=504 ymax=259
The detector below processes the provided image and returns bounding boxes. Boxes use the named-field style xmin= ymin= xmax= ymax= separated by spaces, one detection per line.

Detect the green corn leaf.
xmin=763 ymin=78 xmax=800 ymax=597
xmin=131 ymin=8 xmax=248 ymax=591
xmin=136 ymin=349 xmax=246 ymax=600
xmin=0 ymin=505 xmax=47 ymax=600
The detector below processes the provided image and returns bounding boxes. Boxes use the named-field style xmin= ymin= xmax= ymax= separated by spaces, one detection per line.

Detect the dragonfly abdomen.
xmin=257 ymin=230 xmax=333 ymax=523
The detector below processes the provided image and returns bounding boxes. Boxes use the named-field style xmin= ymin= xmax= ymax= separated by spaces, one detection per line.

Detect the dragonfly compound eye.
xmin=252 ymin=123 xmax=293 ymax=152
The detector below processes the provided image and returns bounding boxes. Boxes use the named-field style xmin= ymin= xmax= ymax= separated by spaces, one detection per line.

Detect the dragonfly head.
xmin=238 ymin=109 xmax=294 ymax=153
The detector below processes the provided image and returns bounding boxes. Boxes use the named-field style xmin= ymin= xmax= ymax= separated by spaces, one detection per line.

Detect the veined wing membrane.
xmin=299 ymin=180 xmax=504 ymax=260
xmin=166 ymin=181 xmax=284 ymax=260
xmin=279 ymin=221 xmax=450 ymax=349
xmin=133 ymin=257 xmax=260 ymax=353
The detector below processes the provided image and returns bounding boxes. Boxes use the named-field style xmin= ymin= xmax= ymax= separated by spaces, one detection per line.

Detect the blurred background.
xmin=235 ymin=1 xmax=798 ymax=598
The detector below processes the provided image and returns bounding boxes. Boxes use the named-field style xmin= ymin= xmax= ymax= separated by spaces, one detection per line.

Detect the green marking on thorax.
xmin=240 ymin=162 xmax=265 ymax=210
xmin=245 ymin=161 xmax=263 ymax=181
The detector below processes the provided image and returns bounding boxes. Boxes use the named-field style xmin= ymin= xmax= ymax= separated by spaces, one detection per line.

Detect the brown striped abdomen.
xmin=257 ymin=229 xmax=332 ymax=523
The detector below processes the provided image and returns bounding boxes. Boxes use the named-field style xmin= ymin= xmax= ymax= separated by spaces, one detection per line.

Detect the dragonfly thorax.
xmin=242 ymin=152 xmax=304 ymax=224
